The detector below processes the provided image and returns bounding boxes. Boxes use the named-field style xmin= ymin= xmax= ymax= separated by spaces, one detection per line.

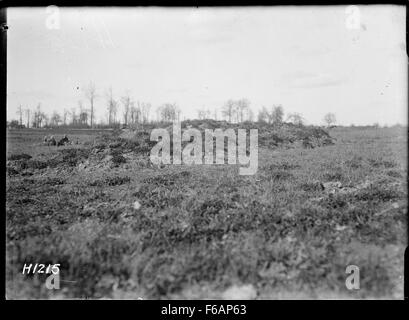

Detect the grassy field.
xmin=5 ymin=124 xmax=407 ymax=299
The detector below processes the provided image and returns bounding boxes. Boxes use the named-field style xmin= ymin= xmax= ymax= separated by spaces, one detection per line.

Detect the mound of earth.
xmin=118 ymin=120 xmax=335 ymax=150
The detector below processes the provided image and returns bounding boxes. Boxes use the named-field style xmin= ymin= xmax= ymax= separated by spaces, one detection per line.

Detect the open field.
xmin=6 ymin=124 xmax=407 ymax=299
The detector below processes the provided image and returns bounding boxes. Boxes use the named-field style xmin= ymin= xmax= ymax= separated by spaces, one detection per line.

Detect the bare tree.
xmin=176 ymin=108 xmax=182 ymax=122
xmin=287 ymin=112 xmax=304 ymax=125
xmin=50 ymin=111 xmax=62 ymax=127
xmin=78 ymin=100 xmax=89 ymax=126
xmin=271 ymin=105 xmax=284 ymax=125
xmin=233 ymin=103 xmax=239 ymax=123
xmin=33 ymin=103 xmax=46 ymax=128
xmin=106 ymin=87 xmax=118 ymax=126
xmin=79 ymin=109 xmax=89 ymax=126
xmin=141 ymin=102 xmax=151 ymax=123
xmin=85 ymin=82 xmax=97 ymax=128
xmin=323 ymin=113 xmax=336 ymax=127
xmin=129 ymin=102 xmax=140 ymax=125
xmin=197 ymin=107 xmax=211 ymax=120
xmin=121 ymin=92 xmax=132 ymax=126
xmin=38 ymin=112 xmax=47 ymax=128
xmin=70 ymin=107 xmax=77 ymax=125
xmin=32 ymin=106 xmax=38 ymax=128
xmin=63 ymin=109 xmax=69 ymax=126
xmin=79 ymin=112 xmax=89 ymax=125
xmin=157 ymin=103 xmax=180 ymax=122
xmin=197 ymin=108 xmax=206 ymax=120
xmin=16 ymin=105 xmax=23 ymax=126
xmin=237 ymin=99 xmax=250 ymax=123
xmin=42 ymin=113 xmax=49 ymax=127
xmin=258 ymin=106 xmax=269 ymax=123
xmin=246 ymin=108 xmax=254 ymax=122
xmin=222 ymin=99 xmax=235 ymax=123
xmin=24 ymin=108 xmax=30 ymax=128
xmin=112 ymin=102 xmax=118 ymax=124
xmin=257 ymin=105 xmax=284 ymax=124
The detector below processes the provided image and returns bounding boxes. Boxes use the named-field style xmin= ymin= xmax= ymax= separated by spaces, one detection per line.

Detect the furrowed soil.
xmin=5 ymin=124 xmax=407 ymax=299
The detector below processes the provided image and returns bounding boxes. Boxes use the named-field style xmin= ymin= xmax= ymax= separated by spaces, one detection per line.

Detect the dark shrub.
xmin=106 ymin=176 xmax=131 ymax=186
xmin=90 ymin=176 xmax=131 ymax=187
xmin=265 ymin=162 xmax=300 ymax=171
xmin=386 ymin=170 xmax=402 ymax=178
xmin=302 ymin=139 xmax=314 ymax=149
xmin=368 ymin=158 xmax=397 ymax=168
xmin=323 ymin=171 xmax=343 ymax=181
xmin=355 ymin=185 xmax=402 ymax=202
xmin=269 ymin=170 xmax=294 ymax=181
xmin=111 ymin=150 xmax=127 ymax=166
xmin=20 ymin=159 xmax=48 ymax=170
xmin=300 ymin=181 xmax=324 ymax=192
xmin=8 ymin=153 xmax=32 ymax=161
xmin=6 ymin=166 xmax=18 ymax=175
xmin=47 ymin=148 xmax=91 ymax=167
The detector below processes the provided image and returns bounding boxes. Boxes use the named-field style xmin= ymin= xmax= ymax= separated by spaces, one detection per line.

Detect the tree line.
xmin=13 ymin=82 xmax=153 ymax=129
xmin=10 ymin=82 xmax=339 ymax=128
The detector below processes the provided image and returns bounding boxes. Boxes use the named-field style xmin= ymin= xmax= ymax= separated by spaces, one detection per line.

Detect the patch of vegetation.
xmin=89 ymin=176 xmax=131 ymax=187
xmin=323 ymin=171 xmax=344 ymax=182
xmin=8 ymin=153 xmax=32 ymax=161
xmin=143 ymin=171 xmax=191 ymax=186
xmin=344 ymin=156 xmax=364 ymax=169
xmin=268 ymin=170 xmax=294 ymax=181
xmin=386 ymin=170 xmax=402 ymax=178
xmin=5 ymin=125 xmax=406 ymax=299
xmin=264 ymin=162 xmax=301 ymax=171
xmin=48 ymin=148 xmax=91 ymax=167
xmin=110 ymin=150 xmax=127 ymax=166
xmin=367 ymin=158 xmax=398 ymax=168
xmin=20 ymin=159 xmax=48 ymax=170
xmin=299 ymin=181 xmax=324 ymax=192
xmin=354 ymin=184 xmax=403 ymax=202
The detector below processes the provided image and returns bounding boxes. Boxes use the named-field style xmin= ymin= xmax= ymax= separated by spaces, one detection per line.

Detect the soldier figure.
xmin=57 ymin=134 xmax=69 ymax=146
xmin=48 ymin=135 xmax=57 ymax=146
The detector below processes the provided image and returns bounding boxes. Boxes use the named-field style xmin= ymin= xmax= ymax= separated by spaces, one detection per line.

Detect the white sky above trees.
xmin=7 ymin=6 xmax=407 ymax=126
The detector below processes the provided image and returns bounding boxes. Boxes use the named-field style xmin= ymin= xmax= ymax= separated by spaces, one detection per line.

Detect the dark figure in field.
xmin=57 ymin=135 xmax=69 ymax=146
xmin=44 ymin=135 xmax=56 ymax=146
xmin=47 ymin=135 xmax=57 ymax=146
xmin=302 ymin=138 xmax=314 ymax=149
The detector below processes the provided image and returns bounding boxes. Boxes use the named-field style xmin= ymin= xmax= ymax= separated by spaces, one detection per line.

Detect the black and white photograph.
xmin=4 ymin=4 xmax=407 ymax=301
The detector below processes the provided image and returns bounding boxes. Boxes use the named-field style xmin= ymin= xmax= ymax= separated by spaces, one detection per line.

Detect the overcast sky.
xmin=7 ymin=6 xmax=407 ymax=125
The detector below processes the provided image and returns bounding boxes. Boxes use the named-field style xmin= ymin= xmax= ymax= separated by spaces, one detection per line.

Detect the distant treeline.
xmin=9 ymin=82 xmax=402 ymax=130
